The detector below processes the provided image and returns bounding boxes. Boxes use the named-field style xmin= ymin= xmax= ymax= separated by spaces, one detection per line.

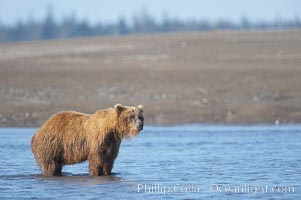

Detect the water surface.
xmin=0 ymin=125 xmax=300 ymax=199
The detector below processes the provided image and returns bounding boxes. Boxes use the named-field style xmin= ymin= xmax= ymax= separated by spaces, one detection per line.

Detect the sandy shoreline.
xmin=1 ymin=30 xmax=301 ymax=127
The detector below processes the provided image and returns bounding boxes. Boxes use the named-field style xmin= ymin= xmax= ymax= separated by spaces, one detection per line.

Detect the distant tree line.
xmin=0 ymin=7 xmax=301 ymax=42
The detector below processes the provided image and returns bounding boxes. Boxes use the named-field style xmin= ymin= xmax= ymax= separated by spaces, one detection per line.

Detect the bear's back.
xmin=36 ymin=111 xmax=90 ymax=140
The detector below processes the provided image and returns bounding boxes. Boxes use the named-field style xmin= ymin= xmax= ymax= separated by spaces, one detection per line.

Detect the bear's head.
xmin=115 ymin=104 xmax=144 ymax=138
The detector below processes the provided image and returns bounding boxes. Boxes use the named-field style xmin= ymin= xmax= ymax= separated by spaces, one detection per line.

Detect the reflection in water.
xmin=31 ymin=172 xmax=124 ymax=187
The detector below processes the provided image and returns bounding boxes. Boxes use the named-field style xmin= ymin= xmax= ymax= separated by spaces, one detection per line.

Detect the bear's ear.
xmin=114 ymin=104 xmax=126 ymax=114
xmin=137 ymin=105 xmax=144 ymax=112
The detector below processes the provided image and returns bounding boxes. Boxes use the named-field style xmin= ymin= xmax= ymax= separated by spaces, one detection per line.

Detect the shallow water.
xmin=0 ymin=125 xmax=300 ymax=199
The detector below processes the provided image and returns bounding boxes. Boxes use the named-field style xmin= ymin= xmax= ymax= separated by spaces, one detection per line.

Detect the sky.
xmin=0 ymin=0 xmax=300 ymax=25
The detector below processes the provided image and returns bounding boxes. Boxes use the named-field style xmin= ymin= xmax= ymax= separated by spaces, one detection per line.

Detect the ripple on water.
xmin=0 ymin=125 xmax=300 ymax=199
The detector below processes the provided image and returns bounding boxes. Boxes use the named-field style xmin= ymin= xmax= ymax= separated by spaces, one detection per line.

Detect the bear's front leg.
xmin=43 ymin=161 xmax=62 ymax=176
xmin=102 ymin=159 xmax=114 ymax=175
xmin=88 ymin=155 xmax=103 ymax=176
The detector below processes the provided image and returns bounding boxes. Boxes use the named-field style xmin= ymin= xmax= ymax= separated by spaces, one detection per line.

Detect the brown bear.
xmin=31 ymin=104 xmax=144 ymax=176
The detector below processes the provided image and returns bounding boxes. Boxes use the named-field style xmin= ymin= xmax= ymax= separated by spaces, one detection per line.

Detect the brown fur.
xmin=31 ymin=104 xmax=144 ymax=176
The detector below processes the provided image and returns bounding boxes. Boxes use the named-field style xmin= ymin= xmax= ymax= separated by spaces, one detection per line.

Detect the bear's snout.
xmin=138 ymin=123 xmax=143 ymax=131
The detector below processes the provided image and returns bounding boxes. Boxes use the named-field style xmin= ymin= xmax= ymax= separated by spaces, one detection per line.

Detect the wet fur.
xmin=31 ymin=104 xmax=143 ymax=176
